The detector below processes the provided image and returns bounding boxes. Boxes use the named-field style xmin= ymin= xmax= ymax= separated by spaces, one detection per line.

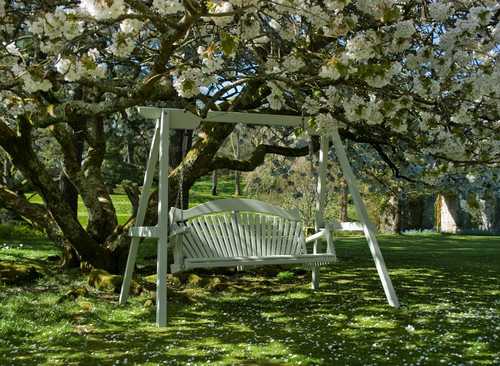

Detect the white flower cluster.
xmin=323 ymin=13 xmax=358 ymax=37
xmin=173 ymin=68 xmax=204 ymax=98
xmin=152 ymin=0 xmax=184 ymax=15
xmin=365 ymin=62 xmax=402 ymax=88
xmin=107 ymin=33 xmax=136 ymax=58
xmin=54 ymin=50 xmax=107 ymax=82
xmin=240 ymin=16 xmax=261 ymax=40
xmin=211 ymin=2 xmax=234 ymax=27
xmin=356 ymin=0 xmax=395 ymax=20
xmin=120 ymin=19 xmax=144 ymax=34
xmin=428 ymin=2 xmax=451 ymax=22
xmin=11 ymin=65 xmax=52 ymax=93
xmin=5 ymin=42 xmax=21 ymax=57
xmin=30 ymin=8 xmax=84 ymax=41
xmin=319 ymin=63 xmax=341 ymax=80
xmin=79 ymin=0 xmax=125 ymax=20
xmin=282 ymin=54 xmax=304 ymax=73
xmin=343 ymin=94 xmax=384 ymax=125
xmin=197 ymin=46 xmax=224 ymax=73
xmin=266 ymin=81 xmax=285 ymax=110
xmin=346 ymin=31 xmax=378 ymax=61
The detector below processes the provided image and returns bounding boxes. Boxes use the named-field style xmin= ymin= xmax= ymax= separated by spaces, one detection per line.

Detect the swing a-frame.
xmin=119 ymin=107 xmax=400 ymax=327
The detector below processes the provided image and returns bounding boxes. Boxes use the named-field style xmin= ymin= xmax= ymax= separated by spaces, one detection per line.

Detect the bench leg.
xmin=311 ymin=239 xmax=320 ymax=289
xmin=311 ymin=266 xmax=320 ymax=289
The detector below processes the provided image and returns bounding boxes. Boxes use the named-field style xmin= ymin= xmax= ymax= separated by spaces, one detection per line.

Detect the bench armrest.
xmin=305 ymin=229 xmax=327 ymax=244
xmin=169 ymin=226 xmax=191 ymax=239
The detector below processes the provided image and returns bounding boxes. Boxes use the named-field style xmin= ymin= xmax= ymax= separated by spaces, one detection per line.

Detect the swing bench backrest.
xmin=169 ymin=199 xmax=308 ymax=270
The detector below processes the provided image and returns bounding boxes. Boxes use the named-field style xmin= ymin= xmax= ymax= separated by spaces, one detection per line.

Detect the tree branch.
xmin=211 ymin=138 xmax=319 ymax=172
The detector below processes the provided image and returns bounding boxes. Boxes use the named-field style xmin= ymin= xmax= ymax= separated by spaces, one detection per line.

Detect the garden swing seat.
xmin=120 ymin=108 xmax=400 ymax=327
xmin=165 ymin=198 xmax=337 ymax=274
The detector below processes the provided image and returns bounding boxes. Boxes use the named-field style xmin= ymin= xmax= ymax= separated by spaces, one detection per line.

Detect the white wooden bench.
xmin=166 ymin=198 xmax=337 ymax=288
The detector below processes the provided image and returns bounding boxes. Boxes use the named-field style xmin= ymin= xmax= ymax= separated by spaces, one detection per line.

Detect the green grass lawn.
xmin=0 ymin=231 xmax=499 ymax=365
xmin=7 ymin=177 xmax=500 ymax=364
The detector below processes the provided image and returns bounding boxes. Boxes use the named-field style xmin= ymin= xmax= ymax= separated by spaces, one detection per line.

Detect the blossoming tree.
xmin=0 ymin=0 xmax=498 ymax=271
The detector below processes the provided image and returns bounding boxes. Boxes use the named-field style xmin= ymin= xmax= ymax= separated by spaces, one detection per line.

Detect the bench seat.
xmin=171 ymin=253 xmax=338 ymax=273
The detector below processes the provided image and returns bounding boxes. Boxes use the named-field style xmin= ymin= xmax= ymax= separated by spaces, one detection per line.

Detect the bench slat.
xmin=179 ymin=254 xmax=338 ymax=271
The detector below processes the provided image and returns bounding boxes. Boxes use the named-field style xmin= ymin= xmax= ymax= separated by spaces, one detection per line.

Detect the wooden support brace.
xmin=119 ymin=120 xmax=160 ymax=305
xmin=330 ymin=127 xmax=400 ymax=308
xmin=156 ymin=110 xmax=170 ymax=327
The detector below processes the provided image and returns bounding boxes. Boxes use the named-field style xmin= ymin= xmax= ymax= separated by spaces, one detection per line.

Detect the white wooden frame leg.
xmin=157 ymin=110 xmax=170 ymax=327
xmin=311 ymin=136 xmax=329 ymax=290
xmin=325 ymin=228 xmax=337 ymax=261
xmin=311 ymin=239 xmax=319 ymax=290
xmin=119 ymin=120 xmax=161 ymax=305
xmin=331 ymin=127 xmax=400 ymax=308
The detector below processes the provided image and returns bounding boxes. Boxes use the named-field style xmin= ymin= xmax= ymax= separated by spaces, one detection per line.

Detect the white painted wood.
xmin=138 ymin=107 xmax=201 ymax=129
xmin=326 ymin=220 xmax=365 ymax=232
xmin=119 ymin=120 xmax=160 ymax=305
xmin=305 ymin=229 xmax=327 ymax=243
xmin=240 ymin=213 xmax=250 ymax=256
xmin=171 ymin=198 xmax=301 ymax=221
xmin=311 ymin=135 xmax=329 ymax=290
xmin=124 ymin=107 xmax=401 ymax=327
xmin=214 ymin=215 xmax=231 ymax=258
xmin=156 ymin=110 xmax=170 ymax=327
xmin=129 ymin=226 xmax=160 ymax=238
xmin=256 ymin=214 xmax=263 ymax=256
xmin=248 ymin=214 xmax=257 ymax=256
xmin=330 ymin=128 xmax=400 ymax=308
xmin=175 ymin=254 xmax=338 ymax=271
xmin=231 ymin=211 xmax=244 ymax=256
xmin=206 ymin=111 xmax=303 ymax=127
xmin=138 ymin=108 xmax=304 ymax=128
xmin=190 ymin=219 xmax=209 ymax=257
xmin=325 ymin=229 xmax=337 ymax=261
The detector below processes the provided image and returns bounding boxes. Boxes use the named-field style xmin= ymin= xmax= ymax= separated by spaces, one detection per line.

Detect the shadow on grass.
xmin=0 ymin=234 xmax=499 ymax=365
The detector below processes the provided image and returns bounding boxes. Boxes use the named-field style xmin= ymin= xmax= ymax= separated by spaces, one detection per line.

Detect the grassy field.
xmin=0 ymin=231 xmax=499 ymax=365
xmin=3 ymin=177 xmax=499 ymax=365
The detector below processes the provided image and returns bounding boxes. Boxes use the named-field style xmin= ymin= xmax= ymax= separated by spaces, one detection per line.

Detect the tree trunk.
xmin=494 ymin=196 xmax=500 ymax=234
xmin=0 ymin=120 xmax=118 ymax=272
xmin=211 ymin=170 xmax=218 ymax=196
xmin=381 ymin=192 xmax=401 ymax=234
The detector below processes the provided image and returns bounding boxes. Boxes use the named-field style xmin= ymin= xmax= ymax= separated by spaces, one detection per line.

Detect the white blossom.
xmin=405 ymin=324 xmax=415 ymax=333
xmin=5 ymin=42 xmax=21 ymax=57
xmin=173 ymin=68 xmax=203 ymax=98
xmin=266 ymin=81 xmax=284 ymax=110
xmin=120 ymin=19 xmax=143 ymax=34
xmin=268 ymin=19 xmax=281 ymax=31
xmin=346 ymin=32 xmax=377 ymax=61
xmin=319 ymin=64 xmax=341 ymax=80
xmin=21 ymin=73 xmax=53 ymax=93
xmin=80 ymin=0 xmax=126 ymax=20
xmin=282 ymin=55 xmax=304 ymax=73
xmin=428 ymin=2 xmax=451 ymax=22
xmin=107 ymin=33 xmax=136 ymax=57
xmin=152 ymin=0 xmax=184 ymax=15
xmin=211 ymin=2 xmax=234 ymax=27
xmin=0 ymin=0 xmax=6 ymax=18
